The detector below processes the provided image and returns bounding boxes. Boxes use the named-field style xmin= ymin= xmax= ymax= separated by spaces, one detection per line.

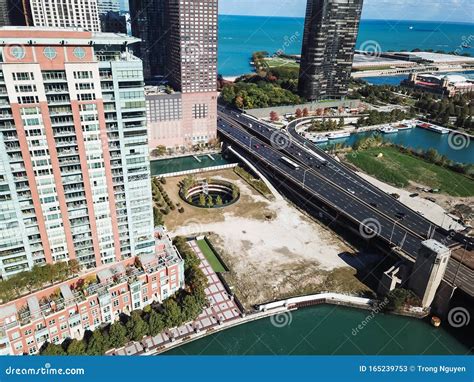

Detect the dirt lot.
xmin=161 ymin=169 xmax=372 ymax=309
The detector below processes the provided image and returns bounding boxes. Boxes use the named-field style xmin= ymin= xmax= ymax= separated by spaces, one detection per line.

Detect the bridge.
xmin=216 ymin=105 xmax=474 ymax=298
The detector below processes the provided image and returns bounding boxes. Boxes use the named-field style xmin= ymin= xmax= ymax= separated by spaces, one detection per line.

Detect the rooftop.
xmin=399 ymin=51 xmax=474 ymax=63
xmin=0 ymin=26 xmax=140 ymax=46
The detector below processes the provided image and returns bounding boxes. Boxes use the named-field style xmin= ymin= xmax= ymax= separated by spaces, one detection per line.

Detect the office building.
xmin=298 ymin=0 xmax=363 ymax=100
xmin=100 ymin=11 xmax=127 ymax=34
xmin=97 ymin=0 xmax=120 ymax=15
xmin=0 ymin=0 xmax=32 ymax=26
xmin=129 ymin=0 xmax=168 ymax=81
xmin=0 ymin=27 xmax=155 ymax=279
xmin=0 ymin=227 xmax=184 ymax=355
xmin=130 ymin=0 xmax=218 ymax=150
xmin=29 ymin=0 xmax=101 ymax=32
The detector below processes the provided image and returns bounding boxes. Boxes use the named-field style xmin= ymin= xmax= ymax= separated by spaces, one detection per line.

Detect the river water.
xmin=318 ymin=127 xmax=472 ymax=164
xmin=164 ymin=305 xmax=470 ymax=355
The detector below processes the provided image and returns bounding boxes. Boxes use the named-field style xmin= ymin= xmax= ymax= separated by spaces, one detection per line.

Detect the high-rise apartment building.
xmin=130 ymin=0 xmax=218 ymax=150
xmin=166 ymin=0 xmax=218 ymax=94
xmin=29 ymin=0 xmax=101 ymax=32
xmin=298 ymin=0 xmax=363 ymax=100
xmin=0 ymin=27 xmax=155 ymax=279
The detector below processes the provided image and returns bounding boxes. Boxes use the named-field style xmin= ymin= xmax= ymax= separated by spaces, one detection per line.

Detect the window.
xmin=73 ymin=47 xmax=86 ymax=59
xmin=10 ymin=46 xmax=26 ymax=60
xmin=43 ymin=47 xmax=57 ymax=60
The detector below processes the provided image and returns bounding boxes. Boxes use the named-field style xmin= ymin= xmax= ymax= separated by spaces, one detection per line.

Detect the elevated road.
xmin=216 ymin=106 xmax=474 ymax=297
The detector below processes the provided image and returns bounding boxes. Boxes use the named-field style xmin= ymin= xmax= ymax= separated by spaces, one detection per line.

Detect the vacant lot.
xmin=162 ymin=169 xmax=372 ymax=308
xmin=346 ymin=146 xmax=474 ymax=197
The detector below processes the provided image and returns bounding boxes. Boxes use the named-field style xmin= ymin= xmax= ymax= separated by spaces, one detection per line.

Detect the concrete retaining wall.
xmin=157 ymin=163 xmax=238 ymax=178
xmin=258 ymin=293 xmax=373 ymax=311
xmin=247 ymin=100 xmax=362 ymax=119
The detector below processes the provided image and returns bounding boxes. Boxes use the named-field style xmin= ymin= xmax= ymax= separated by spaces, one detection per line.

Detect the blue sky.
xmin=219 ymin=0 xmax=474 ymax=23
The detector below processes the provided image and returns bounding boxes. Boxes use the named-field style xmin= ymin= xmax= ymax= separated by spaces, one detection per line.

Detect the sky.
xmin=219 ymin=0 xmax=474 ymax=23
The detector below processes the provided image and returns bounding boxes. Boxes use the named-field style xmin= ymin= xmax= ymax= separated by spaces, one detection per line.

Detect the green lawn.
xmin=196 ymin=239 xmax=226 ymax=272
xmin=346 ymin=146 xmax=474 ymax=197
xmin=264 ymin=58 xmax=299 ymax=69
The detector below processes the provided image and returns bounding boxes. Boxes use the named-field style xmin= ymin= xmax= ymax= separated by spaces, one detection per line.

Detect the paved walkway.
xmin=107 ymin=240 xmax=242 ymax=356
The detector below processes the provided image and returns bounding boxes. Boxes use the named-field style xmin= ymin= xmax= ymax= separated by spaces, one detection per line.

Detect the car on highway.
xmin=254 ymin=144 xmax=260 ymax=149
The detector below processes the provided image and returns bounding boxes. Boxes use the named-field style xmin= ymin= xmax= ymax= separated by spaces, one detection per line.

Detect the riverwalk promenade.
xmin=105 ymin=238 xmax=399 ymax=356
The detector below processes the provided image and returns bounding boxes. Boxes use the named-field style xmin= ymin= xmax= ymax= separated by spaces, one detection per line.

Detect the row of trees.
xmin=151 ymin=177 xmax=177 ymax=226
xmin=40 ymin=237 xmax=208 ymax=355
xmin=307 ymin=118 xmax=345 ymax=132
xmin=356 ymin=109 xmax=414 ymax=127
xmin=0 ymin=260 xmax=81 ymax=304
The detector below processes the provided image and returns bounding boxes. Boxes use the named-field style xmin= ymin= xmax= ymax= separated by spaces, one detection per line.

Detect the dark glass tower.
xmin=0 ymin=0 xmax=32 ymax=27
xmin=298 ymin=0 xmax=363 ymax=100
xmin=129 ymin=0 xmax=169 ymax=80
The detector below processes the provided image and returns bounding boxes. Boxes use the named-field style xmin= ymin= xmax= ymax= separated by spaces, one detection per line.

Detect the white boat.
xmin=378 ymin=126 xmax=398 ymax=134
xmin=394 ymin=123 xmax=414 ymax=131
xmin=312 ymin=135 xmax=329 ymax=143
xmin=416 ymin=122 xmax=449 ymax=134
xmin=327 ymin=132 xmax=351 ymax=139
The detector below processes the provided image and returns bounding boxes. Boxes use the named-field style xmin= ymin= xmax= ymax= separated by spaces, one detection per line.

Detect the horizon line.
xmin=217 ymin=13 xmax=474 ymax=24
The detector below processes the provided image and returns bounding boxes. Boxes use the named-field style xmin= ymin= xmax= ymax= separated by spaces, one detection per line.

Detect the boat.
xmin=378 ymin=126 xmax=398 ymax=134
xmin=327 ymin=132 xmax=350 ymax=139
xmin=416 ymin=122 xmax=449 ymax=134
xmin=312 ymin=135 xmax=329 ymax=143
xmin=394 ymin=122 xmax=415 ymax=131
xmin=409 ymin=26 xmax=414 ymax=30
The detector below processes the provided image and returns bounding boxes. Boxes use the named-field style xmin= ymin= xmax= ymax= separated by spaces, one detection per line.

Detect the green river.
xmin=165 ymin=305 xmax=470 ymax=355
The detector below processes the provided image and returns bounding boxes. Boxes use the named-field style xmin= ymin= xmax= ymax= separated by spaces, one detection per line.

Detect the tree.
xmin=215 ymin=195 xmax=223 ymax=206
xmin=385 ymin=288 xmax=421 ymax=312
xmin=338 ymin=118 xmax=345 ymax=128
xmin=295 ymin=108 xmax=303 ymax=118
xmin=269 ymin=111 xmax=279 ymax=122
xmin=67 ymin=339 xmax=86 ymax=355
xmin=68 ymin=259 xmax=81 ymax=275
xmin=126 ymin=311 xmax=149 ymax=341
xmin=182 ymin=295 xmax=202 ymax=322
xmin=198 ymin=193 xmax=206 ymax=207
xmin=302 ymin=108 xmax=309 ymax=117
xmin=155 ymin=145 xmax=167 ymax=157
xmin=163 ymin=299 xmax=182 ymax=328
xmin=206 ymin=195 xmax=214 ymax=207
xmin=153 ymin=206 xmax=164 ymax=226
xmin=87 ymin=330 xmax=109 ymax=355
xmin=40 ymin=342 xmax=66 ymax=355
xmin=148 ymin=309 xmax=165 ymax=336
xmin=108 ymin=321 xmax=128 ymax=349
